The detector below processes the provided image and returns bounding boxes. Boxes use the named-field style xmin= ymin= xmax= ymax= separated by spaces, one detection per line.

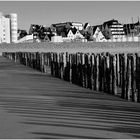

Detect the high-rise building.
xmin=0 ymin=12 xmax=18 ymax=43
xmin=0 ymin=13 xmax=10 ymax=43
xmin=5 ymin=13 xmax=18 ymax=43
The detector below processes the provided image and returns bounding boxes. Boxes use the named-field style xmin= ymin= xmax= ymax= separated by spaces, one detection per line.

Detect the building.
xmin=17 ymin=34 xmax=33 ymax=43
xmin=52 ymin=22 xmax=83 ymax=36
xmin=102 ymin=19 xmax=125 ymax=39
xmin=0 ymin=12 xmax=18 ymax=43
xmin=51 ymin=36 xmax=63 ymax=42
xmin=93 ymin=26 xmax=107 ymax=42
xmin=0 ymin=13 xmax=10 ymax=43
xmin=123 ymin=20 xmax=140 ymax=37
xmin=71 ymin=22 xmax=83 ymax=30
xmin=29 ymin=24 xmax=51 ymax=42
xmin=5 ymin=13 xmax=18 ymax=43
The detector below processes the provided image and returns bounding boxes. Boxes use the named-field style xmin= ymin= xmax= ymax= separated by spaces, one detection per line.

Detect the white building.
xmin=18 ymin=34 xmax=33 ymax=43
xmin=0 ymin=13 xmax=10 ymax=43
xmin=67 ymin=30 xmax=75 ymax=40
xmin=93 ymin=27 xmax=107 ymax=42
xmin=51 ymin=36 xmax=63 ymax=42
xmin=0 ymin=12 xmax=18 ymax=44
xmin=5 ymin=13 xmax=18 ymax=43
xmin=71 ymin=22 xmax=83 ymax=30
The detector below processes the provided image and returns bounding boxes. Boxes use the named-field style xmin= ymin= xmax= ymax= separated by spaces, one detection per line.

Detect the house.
xmin=74 ymin=29 xmax=84 ymax=39
xmin=93 ymin=26 xmax=106 ymax=42
xmin=63 ymin=28 xmax=85 ymax=42
xmin=123 ymin=20 xmax=140 ymax=37
xmin=17 ymin=34 xmax=33 ymax=43
xmin=51 ymin=36 xmax=63 ymax=42
xmin=67 ymin=29 xmax=75 ymax=40
xmin=71 ymin=22 xmax=83 ymax=30
xmin=29 ymin=24 xmax=51 ymax=42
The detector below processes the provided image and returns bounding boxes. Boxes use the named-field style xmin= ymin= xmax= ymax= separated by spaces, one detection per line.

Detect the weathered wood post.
xmin=112 ymin=54 xmax=117 ymax=95
xmin=131 ymin=54 xmax=137 ymax=102
xmin=84 ymin=54 xmax=88 ymax=88
xmin=63 ymin=52 xmax=66 ymax=80
xmin=136 ymin=53 xmax=140 ymax=102
xmin=102 ymin=55 xmax=107 ymax=93
xmin=121 ymin=54 xmax=127 ymax=99
xmin=91 ymin=53 xmax=95 ymax=90
xmin=125 ymin=54 xmax=131 ymax=101
xmin=51 ymin=52 xmax=54 ymax=76
xmin=106 ymin=52 xmax=111 ymax=93
xmin=88 ymin=53 xmax=91 ymax=89
xmin=81 ymin=53 xmax=85 ymax=88
xmin=60 ymin=53 xmax=64 ymax=79
xmin=14 ymin=52 xmax=17 ymax=62
xmin=25 ymin=52 xmax=28 ymax=66
xmin=69 ymin=53 xmax=72 ymax=83
xmin=116 ymin=54 xmax=120 ymax=87
xmin=41 ymin=53 xmax=44 ymax=72
xmin=95 ymin=54 xmax=100 ymax=91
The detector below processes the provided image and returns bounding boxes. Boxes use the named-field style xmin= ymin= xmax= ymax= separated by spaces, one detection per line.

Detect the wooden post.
xmin=106 ymin=52 xmax=111 ymax=94
xmin=69 ymin=54 xmax=72 ymax=83
xmin=136 ymin=53 xmax=140 ymax=102
xmin=14 ymin=52 xmax=17 ymax=62
xmin=63 ymin=52 xmax=66 ymax=80
xmin=25 ymin=53 xmax=28 ymax=66
xmin=116 ymin=54 xmax=120 ymax=86
xmin=51 ymin=53 xmax=54 ymax=76
xmin=126 ymin=54 xmax=131 ymax=101
xmin=60 ymin=53 xmax=64 ymax=79
xmin=41 ymin=53 xmax=44 ymax=72
xmin=91 ymin=53 xmax=95 ymax=90
xmin=112 ymin=54 xmax=117 ymax=95
xmin=131 ymin=54 xmax=137 ymax=102
xmin=121 ymin=54 xmax=127 ymax=99
xmin=95 ymin=54 xmax=99 ymax=91
xmin=81 ymin=53 xmax=85 ymax=88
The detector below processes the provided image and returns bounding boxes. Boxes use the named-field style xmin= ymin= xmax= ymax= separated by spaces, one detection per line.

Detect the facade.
xmin=51 ymin=36 xmax=63 ymax=42
xmin=52 ymin=22 xmax=83 ymax=36
xmin=0 ymin=13 xmax=10 ymax=43
xmin=93 ymin=27 xmax=106 ymax=42
xmin=123 ymin=21 xmax=140 ymax=37
xmin=103 ymin=19 xmax=125 ymax=39
xmin=63 ymin=28 xmax=85 ymax=42
xmin=6 ymin=13 xmax=18 ymax=43
xmin=67 ymin=30 xmax=75 ymax=39
xmin=18 ymin=34 xmax=33 ymax=43
xmin=0 ymin=12 xmax=18 ymax=43
xmin=74 ymin=30 xmax=84 ymax=39
xmin=71 ymin=22 xmax=83 ymax=30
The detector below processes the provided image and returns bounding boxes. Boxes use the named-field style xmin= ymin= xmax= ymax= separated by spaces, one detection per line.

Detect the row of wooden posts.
xmin=2 ymin=51 xmax=140 ymax=103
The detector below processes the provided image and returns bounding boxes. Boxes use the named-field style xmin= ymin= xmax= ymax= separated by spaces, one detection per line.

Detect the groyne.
xmin=2 ymin=51 xmax=140 ymax=103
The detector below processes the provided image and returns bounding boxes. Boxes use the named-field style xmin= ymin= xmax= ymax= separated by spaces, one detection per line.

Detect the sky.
xmin=0 ymin=1 xmax=140 ymax=31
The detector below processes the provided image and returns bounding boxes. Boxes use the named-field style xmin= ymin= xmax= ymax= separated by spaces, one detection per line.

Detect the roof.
xmin=83 ymin=23 xmax=90 ymax=29
xmin=103 ymin=19 xmax=119 ymax=26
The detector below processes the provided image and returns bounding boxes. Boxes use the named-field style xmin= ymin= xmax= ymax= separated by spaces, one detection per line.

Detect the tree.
xmin=18 ymin=29 xmax=27 ymax=39
xmin=102 ymin=24 xmax=112 ymax=39
xmin=83 ymin=25 xmax=94 ymax=41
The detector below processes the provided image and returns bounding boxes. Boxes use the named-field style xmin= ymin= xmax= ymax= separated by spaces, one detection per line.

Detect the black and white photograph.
xmin=0 ymin=0 xmax=140 ymax=139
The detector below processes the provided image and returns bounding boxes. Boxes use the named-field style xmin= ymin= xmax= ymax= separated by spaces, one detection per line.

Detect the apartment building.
xmin=5 ymin=13 xmax=18 ymax=43
xmin=0 ymin=12 xmax=18 ymax=43
xmin=103 ymin=19 xmax=125 ymax=39
xmin=0 ymin=13 xmax=10 ymax=43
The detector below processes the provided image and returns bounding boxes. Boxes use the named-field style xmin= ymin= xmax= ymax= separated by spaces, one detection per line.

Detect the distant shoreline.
xmin=0 ymin=42 xmax=140 ymax=54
